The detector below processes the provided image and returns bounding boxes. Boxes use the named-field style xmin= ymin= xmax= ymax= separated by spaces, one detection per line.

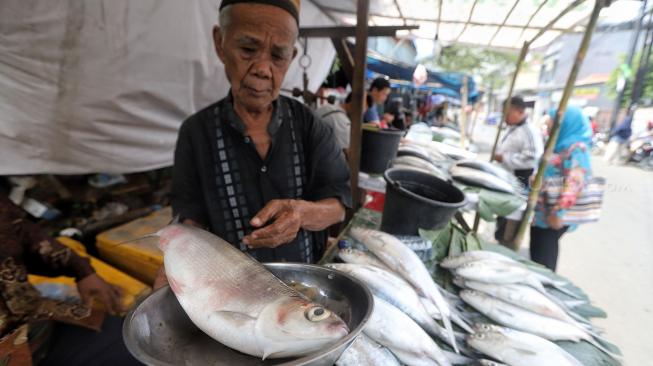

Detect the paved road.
xmin=558 ymin=159 xmax=653 ymax=366
xmin=472 ymin=123 xmax=653 ymax=365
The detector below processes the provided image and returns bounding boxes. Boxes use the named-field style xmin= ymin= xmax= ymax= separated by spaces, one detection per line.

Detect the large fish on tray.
xmin=156 ymin=224 xmax=348 ymax=359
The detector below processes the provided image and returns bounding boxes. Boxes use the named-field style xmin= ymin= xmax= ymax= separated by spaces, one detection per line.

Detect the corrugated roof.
xmin=307 ymin=0 xmax=597 ymax=49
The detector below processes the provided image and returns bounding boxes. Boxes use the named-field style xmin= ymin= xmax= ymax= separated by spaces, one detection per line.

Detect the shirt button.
xmin=244 ymin=137 xmax=251 ymax=143
xmin=261 ymin=166 xmax=267 ymax=173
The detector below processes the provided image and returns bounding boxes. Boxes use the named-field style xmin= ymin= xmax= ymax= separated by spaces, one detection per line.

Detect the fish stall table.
xmin=319 ymin=208 xmax=622 ymax=366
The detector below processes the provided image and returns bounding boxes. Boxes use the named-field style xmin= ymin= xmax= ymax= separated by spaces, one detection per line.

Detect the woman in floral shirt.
xmin=531 ymin=106 xmax=592 ymax=271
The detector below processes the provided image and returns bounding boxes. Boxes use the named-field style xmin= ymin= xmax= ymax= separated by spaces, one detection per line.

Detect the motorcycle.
xmin=627 ymin=135 xmax=653 ymax=171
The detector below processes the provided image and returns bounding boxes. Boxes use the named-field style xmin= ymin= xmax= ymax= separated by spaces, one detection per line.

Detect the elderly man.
xmin=154 ymin=0 xmax=350 ymax=287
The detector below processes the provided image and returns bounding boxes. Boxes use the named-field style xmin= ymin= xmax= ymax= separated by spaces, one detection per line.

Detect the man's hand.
xmin=77 ymin=273 xmax=122 ymax=314
xmin=494 ymin=153 xmax=504 ymax=163
xmin=243 ymin=200 xmax=303 ymax=249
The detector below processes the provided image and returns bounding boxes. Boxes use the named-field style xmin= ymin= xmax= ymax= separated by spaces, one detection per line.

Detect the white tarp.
xmin=0 ymin=0 xmax=335 ymax=174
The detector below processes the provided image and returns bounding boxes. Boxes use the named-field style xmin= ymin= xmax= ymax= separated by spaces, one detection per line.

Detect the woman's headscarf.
xmin=548 ymin=106 xmax=592 ymax=153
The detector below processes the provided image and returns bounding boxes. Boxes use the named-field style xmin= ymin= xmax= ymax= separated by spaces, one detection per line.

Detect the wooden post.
xmin=347 ymin=0 xmax=370 ymax=214
xmin=511 ymin=0 xmax=606 ymax=249
xmin=460 ymin=76 xmax=468 ymax=148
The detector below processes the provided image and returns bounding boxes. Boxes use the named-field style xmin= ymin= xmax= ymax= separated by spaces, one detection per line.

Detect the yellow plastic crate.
xmin=95 ymin=207 xmax=171 ymax=285
xmin=29 ymin=237 xmax=151 ymax=314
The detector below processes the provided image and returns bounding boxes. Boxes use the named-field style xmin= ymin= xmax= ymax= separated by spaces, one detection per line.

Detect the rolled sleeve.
xmin=305 ymin=111 xmax=353 ymax=208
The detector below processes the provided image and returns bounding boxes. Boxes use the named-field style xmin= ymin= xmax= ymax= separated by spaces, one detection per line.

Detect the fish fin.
xmin=451 ymin=310 xmax=474 ymax=333
xmin=513 ymin=345 xmax=539 ymax=357
xmin=586 ymin=337 xmax=623 ymax=364
xmin=442 ymin=314 xmax=459 ymax=354
xmin=209 ymin=311 xmax=257 ymax=327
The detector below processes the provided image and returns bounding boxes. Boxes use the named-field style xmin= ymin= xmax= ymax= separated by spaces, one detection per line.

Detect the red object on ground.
xmin=364 ymin=191 xmax=386 ymax=212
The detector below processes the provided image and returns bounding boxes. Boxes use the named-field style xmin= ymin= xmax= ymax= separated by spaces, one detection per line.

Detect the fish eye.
xmin=305 ymin=306 xmax=331 ymax=322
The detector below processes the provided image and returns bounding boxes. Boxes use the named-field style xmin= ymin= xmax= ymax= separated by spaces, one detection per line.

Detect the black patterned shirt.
xmin=171 ymin=94 xmax=351 ymax=263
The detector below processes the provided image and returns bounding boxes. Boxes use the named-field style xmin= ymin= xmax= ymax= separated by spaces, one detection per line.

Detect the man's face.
xmin=506 ymin=105 xmax=526 ymax=125
xmin=371 ymin=87 xmax=391 ymax=105
xmin=214 ymin=4 xmax=298 ymax=111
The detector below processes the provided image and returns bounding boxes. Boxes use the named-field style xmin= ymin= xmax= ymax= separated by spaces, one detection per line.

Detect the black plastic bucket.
xmin=360 ymin=129 xmax=404 ymax=174
xmin=380 ymin=168 xmax=467 ymax=235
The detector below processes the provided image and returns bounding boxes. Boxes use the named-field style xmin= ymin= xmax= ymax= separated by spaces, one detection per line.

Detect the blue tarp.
xmin=365 ymin=53 xmax=479 ymax=103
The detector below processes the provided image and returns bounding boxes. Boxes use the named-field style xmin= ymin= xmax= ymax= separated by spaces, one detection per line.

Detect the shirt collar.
xmin=223 ymin=92 xmax=283 ymax=137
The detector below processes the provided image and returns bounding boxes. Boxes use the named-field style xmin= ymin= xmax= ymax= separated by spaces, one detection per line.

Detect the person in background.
xmin=603 ymin=106 xmax=635 ymax=164
xmin=493 ymin=96 xmax=543 ymax=244
xmin=315 ymin=92 xmax=373 ymax=156
xmin=494 ymin=96 xmax=543 ymax=186
xmin=0 ymin=191 xmax=139 ymax=366
xmin=363 ymin=77 xmax=392 ymax=126
xmin=531 ymin=107 xmax=593 ymax=271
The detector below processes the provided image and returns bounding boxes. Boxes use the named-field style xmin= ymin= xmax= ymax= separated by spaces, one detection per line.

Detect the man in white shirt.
xmin=494 ymin=96 xmax=543 ymax=186
xmin=493 ymin=96 xmax=543 ymax=244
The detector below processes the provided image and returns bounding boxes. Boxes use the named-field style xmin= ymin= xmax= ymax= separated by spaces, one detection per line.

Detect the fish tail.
xmin=442 ymin=315 xmax=459 ymax=354
xmin=451 ymin=309 xmax=474 ymax=333
xmin=586 ymin=336 xmax=623 ymax=364
xmin=550 ymin=282 xmax=583 ymax=299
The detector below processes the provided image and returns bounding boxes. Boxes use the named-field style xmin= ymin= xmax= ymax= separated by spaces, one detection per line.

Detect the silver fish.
xmin=350 ymin=227 xmax=458 ymax=353
xmin=468 ymin=325 xmax=583 ymax=366
xmin=441 ymin=250 xmax=521 ymax=269
xmin=337 ymin=248 xmax=390 ymax=271
xmin=336 ymin=334 xmax=400 ymax=366
xmin=364 ymin=296 xmax=451 ymax=366
xmin=448 ymin=254 xmax=579 ymax=301
xmin=157 ymin=224 xmax=348 ymax=359
xmin=454 ymin=160 xmax=519 ymax=186
xmin=393 ymin=156 xmax=449 ymax=180
xmin=449 ymin=165 xmax=518 ymax=194
xmin=327 ymin=263 xmax=457 ymax=347
xmin=460 ymin=290 xmax=621 ymax=361
xmin=454 ymin=278 xmax=580 ymax=326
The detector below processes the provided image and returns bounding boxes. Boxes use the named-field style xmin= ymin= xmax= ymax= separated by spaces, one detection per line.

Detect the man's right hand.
xmin=153 ymin=265 xmax=168 ymax=290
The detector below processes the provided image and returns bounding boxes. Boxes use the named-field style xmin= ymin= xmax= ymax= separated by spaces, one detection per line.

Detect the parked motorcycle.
xmin=628 ymin=136 xmax=653 ymax=171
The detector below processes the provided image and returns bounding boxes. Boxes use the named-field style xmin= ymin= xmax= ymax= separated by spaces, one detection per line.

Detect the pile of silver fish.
xmin=332 ymin=228 xmax=473 ymax=366
xmin=444 ymin=250 xmax=622 ymax=364
xmin=449 ymin=160 xmax=524 ymax=195
xmin=333 ymin=229 xmax=621 ymax=365
xmin=156 ymin=224 xmax=349 ymax=359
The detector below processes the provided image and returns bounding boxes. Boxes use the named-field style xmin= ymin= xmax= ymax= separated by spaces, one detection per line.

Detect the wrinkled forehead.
xmin=224 ymin=3 xmax=298 ymax=44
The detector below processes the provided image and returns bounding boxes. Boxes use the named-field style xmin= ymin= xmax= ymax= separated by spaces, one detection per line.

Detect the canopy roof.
xmin=308 ymin=0 xmax=598 ymax=49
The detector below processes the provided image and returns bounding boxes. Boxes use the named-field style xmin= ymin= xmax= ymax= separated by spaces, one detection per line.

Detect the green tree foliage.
xmin=606 ymin=52 xmax=653 ymax=107
xmin=423 ymin=44 xmax=518 ymax=89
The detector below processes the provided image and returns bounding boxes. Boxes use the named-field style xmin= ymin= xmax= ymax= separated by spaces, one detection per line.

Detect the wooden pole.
xmin=346 ymin=0 xmax=370 ymax=215
xmin=460 ymin=76 xmax=468 ymax=148
xmin=473 ymin=41 xmax=529 ymax=233
xmin=511 ymin=0 xmax=606 ymax=249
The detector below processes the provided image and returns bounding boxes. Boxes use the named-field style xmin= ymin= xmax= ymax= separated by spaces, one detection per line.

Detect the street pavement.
xmin=472 ymin=122 xmax=653 ymax=365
